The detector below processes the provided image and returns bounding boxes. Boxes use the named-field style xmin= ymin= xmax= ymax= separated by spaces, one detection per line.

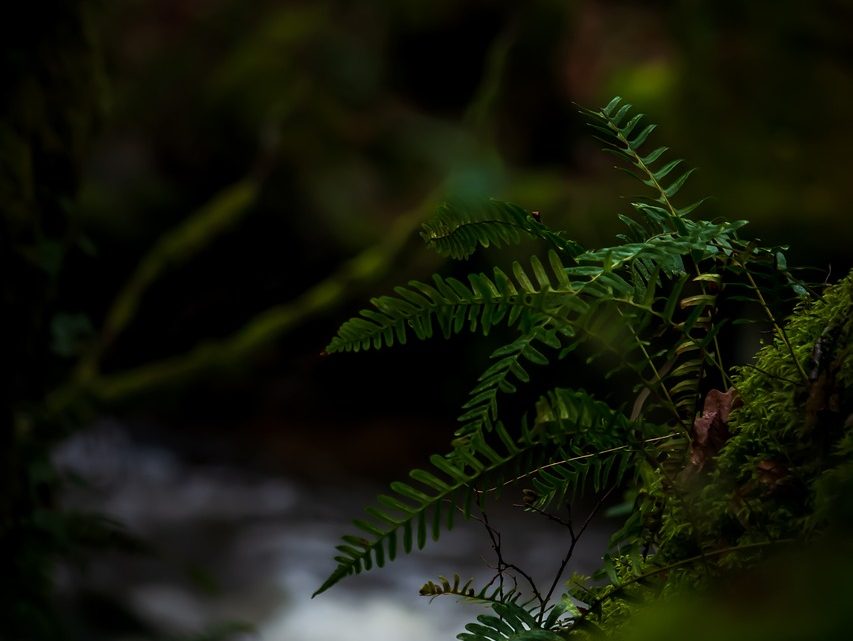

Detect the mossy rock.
xmin=593 ymin=272 xmax=853 ymax=639
xmin=657 ymin=270 xmax=853 ymax=567
xmin=714 ymin=270 xmax=853 ymax=541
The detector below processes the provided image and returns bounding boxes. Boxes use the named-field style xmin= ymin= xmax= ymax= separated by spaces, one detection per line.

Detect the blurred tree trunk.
xmin=1 ymin=2 xmax=104 ymax=636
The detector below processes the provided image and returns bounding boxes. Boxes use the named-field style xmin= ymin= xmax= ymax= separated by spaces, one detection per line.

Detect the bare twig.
xmin=539 ymin=486 xmax=616 ymax=621
xmin=520 ymin=503 xmax=573 ymax=530
xmin=736 ymin=258 xmax=808 ymax=382
xmin=471 ymin=504 xmax=545 ymax=611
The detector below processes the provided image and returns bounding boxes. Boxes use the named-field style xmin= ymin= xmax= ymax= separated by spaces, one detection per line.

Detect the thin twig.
xmin=520 ymin=503 xmax=573 ymax=529
xmin=472 ymin=506 xmax=544 ymax=609
xmin=738 ymin=260 xmax=808 ymax=382
xmin=540 ymin=485 xmax=616 ymax=621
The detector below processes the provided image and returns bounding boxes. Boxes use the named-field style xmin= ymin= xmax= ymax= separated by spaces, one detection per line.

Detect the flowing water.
xmin=54 ymin=421 xmax=611 ymax=641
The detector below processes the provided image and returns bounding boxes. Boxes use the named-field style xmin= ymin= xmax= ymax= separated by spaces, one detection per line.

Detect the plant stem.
xmin=741 ymin=264 xmax=809 ymax=382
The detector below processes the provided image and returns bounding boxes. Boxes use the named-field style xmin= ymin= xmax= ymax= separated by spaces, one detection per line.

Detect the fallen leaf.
xmin=689 ymin=388 xmax=742 ymax=469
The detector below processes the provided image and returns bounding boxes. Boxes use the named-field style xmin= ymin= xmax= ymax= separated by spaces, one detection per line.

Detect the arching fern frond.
xmin=529 ymin=448 xmax=634 ymax=512
xmin=579 ymin=97 xmax=702 ymax=217
xmin=456 ymin=321 xmax=568 ymax=438
xmin=577 ymin=217 xmax=748 ymax=275
xmin=523 ymin=388 xmax=639 ymax=508
xmin=509 ymin=387 xmax=685 ymax=515
xmin=325 ymin=251 xmax=586 ymax=354
xmin=315 ymin=389 xmax=628 ymax=597
xmin=420 ymin=574 xmax=530 ymax=610
xmin=421 ymin=199 xmax=583 ymax=260
xmin=313 ymin=422 xmax=553 ymax=597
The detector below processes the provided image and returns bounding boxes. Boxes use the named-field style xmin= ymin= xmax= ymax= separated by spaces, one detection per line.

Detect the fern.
xmin=420 ymin=574 xmax=530 ymax=609
xmin=579 ymin=96 xmax=702 ymax=216
xmin=529 ymin=448 xmax=634 ymax=512
xmin=422 ymin=199 xmax=583 ymax=260
xmin=522 ymin=388 xmax=680 ymax=512
xmin=455 ymin=322 xmax=560 ymax=437
xmin=314 ymin=389 xmax=626 ymax=597
xmin=311 ymin=421 xmax=541 ymax=597
xmin=457 ymin=602 xmax=569 ymax=641
xmin=318 ymin=95 xmax=819 ymax=640
xmin=325 ymin=251 xmax=585 ymax=355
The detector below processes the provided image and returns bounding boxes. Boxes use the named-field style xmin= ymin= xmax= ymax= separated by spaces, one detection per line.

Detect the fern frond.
xmin=456 ymin=322 xmax=567 ymax=438
xmin=533 ymin=388 xmax=633 ymax=437
xmin=522 ymin=388 xmax=643 ymax=508
xmin=313 ymin=423 xmax=553 ymax=597
xmin=325 ymin=252 xmax=586 ymax=354
xmin=577 ymin=217 xmax=748 ymax=276
xmin=315 ymin=389 xmax=630 ymax=597
xmin=523 ymin=394 xmax=688 ymax=527
xmin=420 ymin=574 xmax=529 ymax=610
xmin=579 ymin=97 xmax=702 ymax=217
xmin=457 ymin=601 xmax=567 ymax=641
xmin=576 ymin=107 xmax=729 ymax=417
xmin=420 ymin=574 xmax=477 ymax=600
xmin=530 ymin=448 xmax=634 ymax=511
xmin=421 ymin=199 xmax=583 ymax=260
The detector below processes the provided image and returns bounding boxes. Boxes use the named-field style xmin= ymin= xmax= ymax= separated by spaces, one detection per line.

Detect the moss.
xmin=589 ymin=273 xmax=853 ymax=635
xmin=654 ymin=271 xmax=853 ymax=562
xmin=709 ymin=271 xmax=853 ymax=542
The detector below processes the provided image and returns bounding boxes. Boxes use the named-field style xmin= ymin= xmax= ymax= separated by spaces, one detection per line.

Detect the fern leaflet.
xmin=457 ymin=601 xmax=568 ymax=641
xmin=422 ymin=199 xmax=583 ymax=260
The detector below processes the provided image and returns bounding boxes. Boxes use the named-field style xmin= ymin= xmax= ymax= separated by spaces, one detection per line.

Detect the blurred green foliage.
xmin=72 ymin=0 xmax=852 ymax=390
xmin=611 ymin=537 xmax=853 ymax=641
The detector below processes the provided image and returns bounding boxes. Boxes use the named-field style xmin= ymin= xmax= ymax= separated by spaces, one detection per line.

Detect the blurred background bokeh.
xmin=3 ymin=1 xmax=852 ymax=639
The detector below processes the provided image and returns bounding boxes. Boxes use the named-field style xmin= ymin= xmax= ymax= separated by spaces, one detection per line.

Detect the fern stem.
xmin=493 ymin=433 xmax=683 ymax=490
xmin=604 ymin=104 xmax=733 ymax=399
xmin=617 ymin=308 xmax=688 ymax=431
xmin=610 ymin=122 xmax=678 ymax=217
xmin=740 ymin=263 xmax=809 ymax=382
xmin=713 ymin=334 xmax=732 ymax=388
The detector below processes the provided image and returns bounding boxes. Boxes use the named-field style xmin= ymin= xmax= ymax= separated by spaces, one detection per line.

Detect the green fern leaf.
xmin=313 ymin=424 xmax=554 ymax=597
xmin=578 ymin=98 xmax=702 ymax=219
xmin=315 ymin=390 xmax=633 ymax=598
xmin=325 ymin=253 xmax=585 ymax=354
xmin=458 ymin=602 xmax=565 ymax=641
xmin=421 ymin=199 xmax=583 ymax=260
xmin=456 ymin=323 xmax=564 ymax=438
xmin=419 ymin=574 xmax=532 ymax=612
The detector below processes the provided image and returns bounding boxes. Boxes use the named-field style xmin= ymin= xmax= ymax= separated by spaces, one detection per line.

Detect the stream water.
xmin=54 ymin=421 xmax=611 ymax=641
